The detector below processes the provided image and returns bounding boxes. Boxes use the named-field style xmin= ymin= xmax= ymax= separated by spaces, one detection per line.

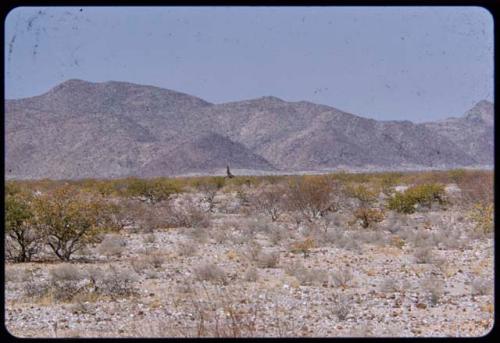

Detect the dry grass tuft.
xmin=193 ymin=263 xmax=227 ymax=285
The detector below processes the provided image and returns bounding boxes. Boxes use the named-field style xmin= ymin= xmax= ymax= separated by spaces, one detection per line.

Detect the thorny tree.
xmin=5 ymin=191 xmax=43 ymax=262
xmin=33 ymin=185 xmax=115 ymax=261
xmin=286 ymin=175 xmax=338 ymax=222
xmin=251 ymin=184 xmax=287 ymax=221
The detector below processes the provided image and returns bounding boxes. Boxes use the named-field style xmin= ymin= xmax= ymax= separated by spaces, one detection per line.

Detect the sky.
xmin=4 ymin=6 xmax=494 ymax=122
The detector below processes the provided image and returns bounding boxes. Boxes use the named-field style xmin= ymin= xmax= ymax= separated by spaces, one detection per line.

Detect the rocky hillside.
xmin=5 ymin=79 xmax=494 ymax=179
xmin=422 ymin=100 xmax=494 ymax=165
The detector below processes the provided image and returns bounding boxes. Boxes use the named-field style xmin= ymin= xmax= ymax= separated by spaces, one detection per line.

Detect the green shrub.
xmin=387 ymin=191 xmax=416 ymax=214
xmin=345 ymin=184 xmax=378 ymax=205
xmin=125 ymin=178 xmax=183 ymax=203
xmin=387 ymin=183 xmax=446 ymax=214
xmin=410 ymin=183 xmax=446 ymax=207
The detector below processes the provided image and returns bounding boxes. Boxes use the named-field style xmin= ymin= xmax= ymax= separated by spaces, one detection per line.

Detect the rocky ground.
xmin=5 ymin=186 xmax=494 ymax=338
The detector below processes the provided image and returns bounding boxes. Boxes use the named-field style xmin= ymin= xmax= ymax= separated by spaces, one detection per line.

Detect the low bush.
xmin=97 ymin=234 xmax=127 ymax=258
xmin=331 ymin=267 xmax=354 ymax=288
xmin=198 ymin=188 xmax=218 ymax=213
xmin=380 ymin=278 xmax=405 ymax=293
xmin=243 ymin=241 xmax=263 ymax=262
xmin=243 ymin=267 xmax=259 ymax=282
xmin=177 ymin=240 xmax=198 ymax=256
xmin=108 ymin=199 xmax=147 ymax=232
xmin=236 ymin=189 xmax=251 ymax=207
xmin=210 ymin=228 xmax=231 ymax=244
xmin=471 ymin=277 xmax=492 ymax=296
xmin=130 ymin=257 xmax=150 ymax=275
xmin=345 ymin=184 xmax=378 ymax=206
xmin=184 ymin=287 xmax=263 ymax=337
xmin=289 ymin=237 xmax=315 ymax=258
xmin=193 ymin=263 xmax=227 ymax=285
xmin=49 ymin=264 xmax=87 ymax=302
xmin=50 ymin=263 xmax=85 ymax=281
xmin=142 ymin=233 xmax=156 ymax=244
xmin=94 ymin=265 xmax=138 ymax=299
xmin=468 ymin=203 xmax=494 ymax=235
xmin=285 ymin=261 xmax=328 ymax=286
xmin=167 ymin=198 xmax=211 ymax=229
xmin=145 ymin=250 xmax=167 ymax=269
xmin=413 ymin=247 xmax=435 ymax=264
xmin=455 ymin=170 xmax=493 ymax=206
xmin=124 ymin=177 xmax=183 ymax=203
xmin=254 ymin=250 xmax=280 ymax=268
xmin=387 ymin=183 xmax=446 ymax=214
xmin=390 ymin=235 xmax=406 ymax=249
xmin=421 ymin=276 xmax=444 ymax=306
xmin=351 ymin=207 xmax=385 ymax=228
xmin=243 ymin=217 xmax=272 ymax=237
xmin=377 ymin=172 xmax=402 ymax=196
xmin=267 ymin=225 xmax=289 ymax=245
xmin=331 ymin=294 xmax=351 ymax=321
xmin=410 ymin=230 xmax=434 ymax=249
xmin=321 ymin=227 xmax=345 ymax=245
xmin=24 ymin=278 xmax=51 ymax=299
xmin=185 ymin=226 xmax=209 ymax=243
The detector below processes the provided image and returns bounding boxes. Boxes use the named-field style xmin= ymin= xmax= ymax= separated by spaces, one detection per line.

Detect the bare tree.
xmin=286 ymin=175 xmax=337 ymax=222
xmin=250 ymin=184 xmax=287 ymax=221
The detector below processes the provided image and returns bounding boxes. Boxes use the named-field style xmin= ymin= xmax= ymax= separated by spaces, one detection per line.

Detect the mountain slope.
xmin=5 ymin=79 xmax=494 ymax=179
xmin=422 ymin=100 xmax=494 ymax=165
xmin=140 ymin=133 xmax=276 ymax=177
xmin=201 ymin=97 xmax=481 ymax=170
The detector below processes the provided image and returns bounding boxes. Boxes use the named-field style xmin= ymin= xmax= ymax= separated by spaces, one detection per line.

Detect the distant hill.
xmin=5 ymin=79 xmax=494 ymax=179
xmin=422 ymin=100 xmax=494 ymax=165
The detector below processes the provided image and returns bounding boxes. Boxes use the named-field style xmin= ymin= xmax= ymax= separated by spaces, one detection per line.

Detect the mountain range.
xmin=5 ymin=79 xmax=494 ymax=179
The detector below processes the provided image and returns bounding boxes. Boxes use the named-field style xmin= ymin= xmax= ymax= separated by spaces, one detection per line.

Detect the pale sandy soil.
xmin=5 ymin=188 xmax=494 ymax=338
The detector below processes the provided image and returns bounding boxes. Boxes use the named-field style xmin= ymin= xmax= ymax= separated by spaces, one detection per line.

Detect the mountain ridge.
xmin=5 ymin=79 xmax=494 ymax=179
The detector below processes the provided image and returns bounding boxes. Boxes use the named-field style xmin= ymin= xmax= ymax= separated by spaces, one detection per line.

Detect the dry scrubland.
xmin=5 ymin=170 xmax=494 ymax=337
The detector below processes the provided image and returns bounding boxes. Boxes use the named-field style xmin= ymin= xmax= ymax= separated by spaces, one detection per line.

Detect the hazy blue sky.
xmin=4 ymin=6 xmax=493 ymax=122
